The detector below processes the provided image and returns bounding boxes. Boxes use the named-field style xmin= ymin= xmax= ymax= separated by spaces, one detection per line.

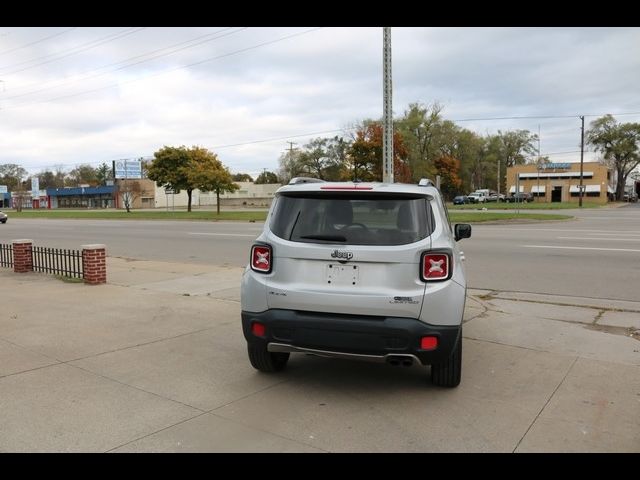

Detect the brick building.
xmin=506 ymin=162 xmax=613 ymax=204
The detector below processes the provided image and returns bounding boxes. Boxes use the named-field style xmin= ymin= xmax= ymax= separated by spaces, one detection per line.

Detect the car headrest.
xmin=326 ymin=200 xmax=353 ymax=226
xmin=397 ymin=203 xmax=413 ymax=230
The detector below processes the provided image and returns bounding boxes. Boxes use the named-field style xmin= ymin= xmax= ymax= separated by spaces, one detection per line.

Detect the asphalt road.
xmin=463 ymin=203 xmax=640 ymax=302
xmin=2 ymin=203 xmax=639 ymax=301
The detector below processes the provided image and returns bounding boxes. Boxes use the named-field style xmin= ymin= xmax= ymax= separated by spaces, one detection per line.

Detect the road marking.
xmin=578 ymin=217 xmax=640 ymax=220
xmin=484 ymin=228 xmax=640 ymax=234
xmin=557 ymin=236 xmax=640 ymax=242
xmin=576 ymin=232 xmax=640 ymax=237
xmin=523 ymin=245 xmax=640 ymax=253
xmin=187 ymin=232 xmax=256 ymax=237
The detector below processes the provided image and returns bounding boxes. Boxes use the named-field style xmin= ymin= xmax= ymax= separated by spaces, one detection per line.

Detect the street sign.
xmin=0 ymin=185 xmax=7 ymax=194
xmin=31 ymin=177 xmax=40 ymax=197
xmin=541 ymin=163 xmax=571 ymax=170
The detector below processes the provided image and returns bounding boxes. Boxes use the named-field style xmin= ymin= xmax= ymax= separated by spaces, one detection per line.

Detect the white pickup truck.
xmin=467 ymin=192 xmax=487 ymax=203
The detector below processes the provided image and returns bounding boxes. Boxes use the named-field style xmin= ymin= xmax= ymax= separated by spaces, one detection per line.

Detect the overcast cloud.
xmin=0 ymin=26 xmax=638 ymax=178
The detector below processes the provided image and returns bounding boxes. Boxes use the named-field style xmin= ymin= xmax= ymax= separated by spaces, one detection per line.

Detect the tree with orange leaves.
xmin=347 ymin=122 xmax=412 ymax=183
xmin=434 ymin=155 xmax=462 ymax=200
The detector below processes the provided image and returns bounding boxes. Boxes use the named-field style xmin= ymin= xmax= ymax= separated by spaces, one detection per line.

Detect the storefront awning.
xmin=509 ymin=185 xmax=524 ymax=193
xmin=530 ymin=185 xmax=546 ymax=193
xmin=570 ymin=185 xmax=601 ymax=193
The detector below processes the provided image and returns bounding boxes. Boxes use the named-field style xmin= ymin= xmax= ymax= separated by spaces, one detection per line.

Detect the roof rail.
xmin=418 ymin=178 xmax=435 ymax=187
xmin=288 ymin=177 xmax=325 ymax=185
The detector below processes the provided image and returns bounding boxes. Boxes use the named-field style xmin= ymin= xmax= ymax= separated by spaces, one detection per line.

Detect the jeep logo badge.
xmin=331 ymin=249 xmax=353 ymax=260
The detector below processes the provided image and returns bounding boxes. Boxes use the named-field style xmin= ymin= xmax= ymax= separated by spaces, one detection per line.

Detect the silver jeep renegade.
xmin=241 ymin=178 xmax=471 ymax=387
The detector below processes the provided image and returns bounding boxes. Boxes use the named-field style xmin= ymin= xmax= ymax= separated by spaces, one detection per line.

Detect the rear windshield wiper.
xmin=299 ymin=234 xmax=347 ymax=242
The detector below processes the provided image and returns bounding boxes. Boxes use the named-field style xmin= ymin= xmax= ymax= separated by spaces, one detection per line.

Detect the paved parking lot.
xmin=0 ymin=257 xmax=638 ymax=452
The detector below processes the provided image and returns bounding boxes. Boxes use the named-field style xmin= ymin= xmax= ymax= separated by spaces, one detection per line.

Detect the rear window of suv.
xmin=270 ymin=193 xmax=434 ymax=245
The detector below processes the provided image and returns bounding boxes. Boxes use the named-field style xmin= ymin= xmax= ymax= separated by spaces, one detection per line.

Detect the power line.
xmin=0 ymin=27 xmax=77 ymax=57
xmin=525 ymin=150 xmax=585 ymax=158
xmin=3 ymin=27 xmax=247 ymax=101
xmin=452 ymin=112 xmax=640 ymax=122
xmin=1 ymin=27 xmax=323 ymax=110
xmin=211 ymin=128 xmax=346 ymax=149
xmin=189 ymin=111 xmax=640 ymax=151
xmin=206 ymin=112 xmax=637 ymax=151
xmin=0 ymin=27 xmax=147 ymax=76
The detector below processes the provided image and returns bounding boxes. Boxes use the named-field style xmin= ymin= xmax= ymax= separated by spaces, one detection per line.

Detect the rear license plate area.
xmin=325 ymin=264 xmax=359 ymax=286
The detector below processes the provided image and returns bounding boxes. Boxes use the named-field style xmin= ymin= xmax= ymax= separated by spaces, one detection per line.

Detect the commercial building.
xmin=506 ymin=162 xmax=613 ymax=204
xmin=2 ymin=178 xmax=280 ymax=210
xmin=47 ymin=186 xmax=116 ymax=208
xmin=154 ymin=181 xmax=280 ymax=209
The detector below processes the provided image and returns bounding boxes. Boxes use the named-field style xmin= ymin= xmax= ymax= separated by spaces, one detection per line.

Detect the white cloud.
xmin=0 ymin=26 xmax=638 ymax=177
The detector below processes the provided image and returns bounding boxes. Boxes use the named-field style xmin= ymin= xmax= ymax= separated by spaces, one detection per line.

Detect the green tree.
xmin=188 ymin=147 xmax=239 ymax=214
xmin=496 ymin=130 xmax=538 ymax=167
xmin=297 ymin=137 xmax=348 ymax=180
xmin=277 ymin=149 xmax=305 ymax=184
xmin=0 ymin=163 xmax=28 ymax=191
xmin=96 ymin=162 xmax=113 ymax=186
xmin=395 ymin=102 xmax=444 ymax=181
xmin=446 ymin=128 xmax=485 ymax=192
xmin=490 ymin=130 xmax=538 ymax=194
xmin=147 ymin=146 xmax=195 ymax=211
xmin=67 ymin=164 xmax=98 ymax=186
xmin=255 ymin=171 xmax=279 ymax=184
xmin=298 ymin=138 xmax=330 ymax=179
xmin=587 ymin=115 xmax=640 ymax=200
xmin=38 ymin=169 xmax=66 ymax=189
xmin=325 ymin=135 xmax=350 ymax=180
xmin=232 ymin=173 xmax=253 ymax=182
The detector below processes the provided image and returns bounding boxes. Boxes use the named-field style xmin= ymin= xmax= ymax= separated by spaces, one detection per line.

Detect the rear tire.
xmin=430 ymin=330 xmax=462 ymax=388
xmin=247 ymin=343 xmax=290 ymax=372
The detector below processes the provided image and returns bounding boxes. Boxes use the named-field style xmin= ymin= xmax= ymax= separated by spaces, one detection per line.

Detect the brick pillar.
xmin=82 ymin=244 xmax=107 ymax=285
xmin=12 ymin=239 xmax=33 ymax=273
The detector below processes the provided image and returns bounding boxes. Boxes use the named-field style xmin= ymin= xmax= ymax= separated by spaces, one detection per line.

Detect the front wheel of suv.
xmin=247 ymin=343 xmax=290 ymax=372
xmin=430 ymin=330 xmax=462 ymax=388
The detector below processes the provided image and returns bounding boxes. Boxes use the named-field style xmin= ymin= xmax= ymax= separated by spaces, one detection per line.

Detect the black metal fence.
xmin=0 ymin=243 xmax=13 ymax=268
xmin=31 ymin=246 xmax=83 ymax=279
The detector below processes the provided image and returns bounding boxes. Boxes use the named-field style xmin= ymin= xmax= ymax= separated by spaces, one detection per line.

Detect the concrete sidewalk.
xmin=0 ymin=259 xmax=638 ymax=452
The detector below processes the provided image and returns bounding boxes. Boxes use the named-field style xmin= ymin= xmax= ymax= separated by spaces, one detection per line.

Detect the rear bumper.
xmin=241 ymin=309 xmax=461 ymax=366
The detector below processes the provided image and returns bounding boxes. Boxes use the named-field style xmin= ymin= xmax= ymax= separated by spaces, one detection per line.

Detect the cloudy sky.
xmin=0 ymin=26 xmax=638 ymax=179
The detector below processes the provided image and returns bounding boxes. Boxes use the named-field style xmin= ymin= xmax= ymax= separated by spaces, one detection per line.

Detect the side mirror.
xmin=454 ymin=224 xmax=472 ymax=241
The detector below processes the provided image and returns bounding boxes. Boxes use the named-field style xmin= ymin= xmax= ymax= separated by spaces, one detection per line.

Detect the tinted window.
xmin=270 ymin=194 xmax=434 ymax=245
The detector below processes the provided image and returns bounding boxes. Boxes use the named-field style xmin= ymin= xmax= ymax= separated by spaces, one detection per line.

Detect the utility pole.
xmin=579 ymin=116 xmax=585 ymax=207
xmin=382 ymin=27 xmax=393 ymax=183
xmin=497 ymin=158 xmax=500 ymax=196
xmin=537 ymin=124 xmax=541 ymax=203
xmin=286 ymin=141 xmax=297 ymax=157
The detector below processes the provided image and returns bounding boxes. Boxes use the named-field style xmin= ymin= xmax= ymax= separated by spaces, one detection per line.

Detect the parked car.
xmin=486 ymin=192 xmax=505 ymax=202
xmin=0 ymin=211 xmax=7 ymax=224
xmin=452 ymin=195 xmax=469 ymax=205
xmin=506 ymin=192 xmax=533 ymax=203
xmin=241 ymin=178 xmax=472 ymax=388
xmin=467 ymin=192 xmax=486 ymax=203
